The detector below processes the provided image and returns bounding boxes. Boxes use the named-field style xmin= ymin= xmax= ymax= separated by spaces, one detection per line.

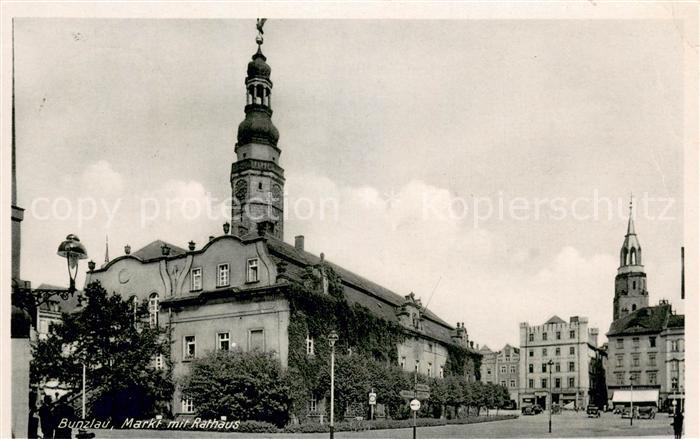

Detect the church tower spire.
xmin=613 ymin=196 xmax=649 ymax=320
xmin=231 ymin=19 xmax=284 ymax=239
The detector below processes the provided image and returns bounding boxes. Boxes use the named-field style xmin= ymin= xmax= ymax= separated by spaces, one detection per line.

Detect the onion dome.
xmin=247 ymin=48 xmax=271 ymax=79
xmin=237 ymin=108 xmax=279 ymax=147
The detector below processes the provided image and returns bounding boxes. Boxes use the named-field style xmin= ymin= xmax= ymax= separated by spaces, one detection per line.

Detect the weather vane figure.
xmin=256 ymin=18 xmax=267 ymax=47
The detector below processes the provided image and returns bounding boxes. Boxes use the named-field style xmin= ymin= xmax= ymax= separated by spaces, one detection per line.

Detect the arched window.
xmin=148 ymin=293 xmax=159 ymax=327
xmin=630 ymin=248 xmax=637 ymax=265
xmin=632 ymin=304 xmax=637 ymax=311
xmin=621 ymin=248 xmax=628 ymax=266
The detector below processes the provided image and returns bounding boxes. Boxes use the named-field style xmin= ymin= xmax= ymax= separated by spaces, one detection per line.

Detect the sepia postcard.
xmin=2 ymin=3 xmax=698 ymax=439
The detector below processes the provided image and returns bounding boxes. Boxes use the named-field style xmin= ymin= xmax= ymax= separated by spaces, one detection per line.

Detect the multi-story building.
xmin=605 ymin=204 xmax=685 ymax=411
xmin=519 ymin=316 xmax=604 ymax=409
xmin=86 ymin=25 xmax=481 ymax=420
xmin=479 ymin=344 xmax=520 ymax=406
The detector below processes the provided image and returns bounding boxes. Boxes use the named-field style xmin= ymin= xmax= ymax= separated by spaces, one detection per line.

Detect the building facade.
xmin=605 ymin=205 xmax=685 ymax=411
xmin=519 ymin=315 xmax=603 ymax=409
xmin=86 ymin=27 xmax=481 ymax=420
xmin=479 ymin=344 xmax=520 ymax=405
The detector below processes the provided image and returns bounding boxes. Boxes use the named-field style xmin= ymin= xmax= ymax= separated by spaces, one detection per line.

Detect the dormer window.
xmin=247 ymin=258 xmax=259 ymax=283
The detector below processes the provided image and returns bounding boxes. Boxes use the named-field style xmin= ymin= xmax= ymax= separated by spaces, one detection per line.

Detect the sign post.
xmin=368 ymin=389 xmax=376 ymax=421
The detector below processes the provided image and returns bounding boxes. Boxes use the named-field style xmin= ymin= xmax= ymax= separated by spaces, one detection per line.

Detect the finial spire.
xmin=104 ymin=235 xmax=110 ymax=263
xmin=627 ymin=194 xmax=635 ymax=235
xmin=256 ymin=18 xmax=267 ymax=48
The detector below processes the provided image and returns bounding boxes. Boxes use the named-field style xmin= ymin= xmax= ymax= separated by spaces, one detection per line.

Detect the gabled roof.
xmin=265 ymin=237 xmax=469 ymax=349
xmin=545 ymin=315 xmax=566 ymax=325
xmin=607 ymin=304 xmax=671 ymax=336
xmin=131 ymin=240 xmax=187 ymax=261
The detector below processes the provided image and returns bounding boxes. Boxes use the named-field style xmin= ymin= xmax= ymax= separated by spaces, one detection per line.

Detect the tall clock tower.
xmin=231 ymin=26 xmax=284 ymax=239
xmin=613 ymin=199 xmax=649 ymax=321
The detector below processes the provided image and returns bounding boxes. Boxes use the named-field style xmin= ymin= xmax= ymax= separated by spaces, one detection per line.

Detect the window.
xmin=191 ymin=267 xmax=202 ymax=291
xmin=555 ymin=378 xmax=561 ymax=388
xmin=528 ymin=379 xmax=534 ymax=388
xmin=500 ymin=366 xmax=507 ymax=374
xmin=528 ymin=333 xmax=534 ymax=342
xmin=568 ymin=361 xmax=575 ymax=372
xmin=542 ymin=332 xmax=548 ymax=341
xmin=247 ymin=258 xmax=259 ymax=283
xmin=428 ymin=363 xmax=433 ymax=377
xmin=400 ymin=357 xmax=406 ymax=369
xmin=487 ymin=368 xmax=492 ymax=376
xmin=616 ymin=338 xmax=623 ymax=349
xmin=671 ymin=340 xmax=680 ymax=352
xmin=148 ymin=293 xmax=159 ymax=327
xmin=217 ymin=332 xmax=230 ymax=351
xmin=648 ymin=354 xmax=656 ymax=367
xmin=541 ymin=378 xmax=547 ymax=388
xmin=632 ymin=337 xmax=640 ymax=349
xmin=541 ymin=364 xmax=547 ymax=373
xmin=306 ymin=334 xmax=314 ymax=356
xmin=616 ymin=373 xmax=624 ymax=385
xmin=529 ymin=350 xmax=534 ymax=357
xmin=181 ymin=398 xmax=194 ymax=414
xmin=649 ymin=336 xmax=656 ymax=348
xmin=542 ymin=348 xmax=547 ymax=357
xmin=569 ymin=330 xmax=575 ymax=339
xmin=569 ymin=346 xmax=575 ymax=355
xmin=647 ymin=372 xmax=657 ymax=385
xmin=555 ymin=347 xmax=560 ymax=356
xmin=154 ymin=354 xmax=164 ymax=370
xmin=249 ymin=329 xmax=264 ymax=351
xmin=510 ymin=366 xmax=517 ymax=374
xmin=616 ymin=355 xmax=624 ymax=367
xmin=500 ymin=380 xmax=506 ymax=387
xmin=632 ymin=354 xmax=640 ymax=367
xmin=439 ymin=365 xmax=444 ymax=378
xmin=555 ymin=362 xmax=561 ymax=372
xmin=671 ymin=377 xmax=679 ymax=391
xmin=556 ymin=331 xmax=561 ymax=340
xmin=308 ymin=394 xmax=318 ymax=413
xmin=528 ymin=364 xmax=534 ymax=373
xmin=568 ymin=377 xmax=575 ymax=388
xmin=632 ymin=281 xmax=636 ymax=290
xmin=510 ymin=379 xmax=516 ymax=388
xmin=184 ymin=336 xmax=196 ymax=359
xmin=217 ymin=263 xmax=230 ymax=287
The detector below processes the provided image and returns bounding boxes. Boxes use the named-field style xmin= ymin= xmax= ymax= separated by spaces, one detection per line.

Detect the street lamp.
xmin=547 ymin=359 xmax=553 ymax=434
xmin=629 ymin=374 xmax=636 ymax=426
xmin=328 ymin=330 xmax=339 ymax=439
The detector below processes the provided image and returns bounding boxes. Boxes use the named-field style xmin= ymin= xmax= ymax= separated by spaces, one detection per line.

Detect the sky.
xmin=13 ymin=18 xmax=685 ymax=350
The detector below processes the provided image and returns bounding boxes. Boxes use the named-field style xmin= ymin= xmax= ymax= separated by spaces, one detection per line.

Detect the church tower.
xmin=613 ymin=199 xmax=649 ymax=321
xmin=231 ymin=20 xmax=284 ymax=239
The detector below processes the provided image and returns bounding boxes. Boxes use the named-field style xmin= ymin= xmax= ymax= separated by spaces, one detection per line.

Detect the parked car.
xmin=532 ymin=404 xmax=544 ymax=414
xmin=586 ymin=405 xmax=601 ymax=418
xmin=521 ymin=405 xmax=537 ymax=415
xmin=637 ymin=407 xmax=656 ymax=419
xmin=621 ymin=408 xmax=638 ymax=419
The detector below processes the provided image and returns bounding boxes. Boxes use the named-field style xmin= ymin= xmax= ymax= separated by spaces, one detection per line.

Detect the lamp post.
xmin=547 ymin=359 xmax=553 ymax=434
xmin=328 ymin=330 xmax=338 ymax=439
xmin=629 ymin=375 xmax=636 ymax=426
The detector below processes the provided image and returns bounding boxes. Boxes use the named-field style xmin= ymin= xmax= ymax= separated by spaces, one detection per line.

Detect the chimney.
xmin=295 ymin=235 xmax=305 ymax=251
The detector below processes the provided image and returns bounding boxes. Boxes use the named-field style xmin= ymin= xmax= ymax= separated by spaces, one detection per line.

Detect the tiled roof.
xmin=131 ymin=240 xmax=187 ymax=261
xmin=265 ymin=237 xmax=465 ymax=348
xmin=607 ymin=304 xmax=672 ymax=336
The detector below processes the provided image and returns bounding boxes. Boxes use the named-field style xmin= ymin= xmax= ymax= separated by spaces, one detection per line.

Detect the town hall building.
xmin=86 ymin=24 xmax=481 ymax=419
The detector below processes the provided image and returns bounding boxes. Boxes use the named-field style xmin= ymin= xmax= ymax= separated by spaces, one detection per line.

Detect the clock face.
xmin=234 ymin=180 xmax=248 ymax=202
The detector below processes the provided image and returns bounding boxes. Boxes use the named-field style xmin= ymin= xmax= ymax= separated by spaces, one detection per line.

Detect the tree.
xmin=31 ymin=281 xmax=173 ymax=424
xmin=181 ymin=349 xmax=291 ymax=427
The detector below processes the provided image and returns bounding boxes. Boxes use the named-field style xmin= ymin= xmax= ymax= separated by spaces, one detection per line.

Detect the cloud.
xmin=80 ymin=160 xmax=124 ymax=196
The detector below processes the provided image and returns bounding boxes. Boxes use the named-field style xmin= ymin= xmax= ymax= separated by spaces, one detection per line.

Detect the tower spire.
xmin=104 ymin=236 xmax=110 ymax=264
xmin=627 ymin=194 xmax=635 ymax=235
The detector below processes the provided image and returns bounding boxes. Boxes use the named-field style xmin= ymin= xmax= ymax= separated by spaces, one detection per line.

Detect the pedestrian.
xmin=671 ymin=409 xmax=683 ymax=439
xmin=53 ymin=396 xmax=76 ymax=439
xmin=38 ymin=394 xmax=55 ymax=439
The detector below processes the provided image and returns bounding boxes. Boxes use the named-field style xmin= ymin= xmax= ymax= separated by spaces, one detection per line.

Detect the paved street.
xmin=86 ymin=411 xmax=677 ymax=438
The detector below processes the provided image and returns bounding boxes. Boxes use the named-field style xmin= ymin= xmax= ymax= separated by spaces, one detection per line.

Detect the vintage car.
xmin=586 ymin=405 xmax=601 ymax=418
xmin=521 ymin=405 xmax=536 ymax=415
xmin=637 ymin=407 xmax=656 ymax=419
xmin=621 ymin=408 xmax=638 ymax=419
xmin=532 ymin=404 xmax=544 ymax=414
